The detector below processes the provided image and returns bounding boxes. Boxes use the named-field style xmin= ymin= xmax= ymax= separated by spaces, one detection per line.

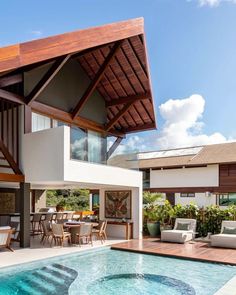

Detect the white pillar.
xmin=89 ymin=193 xmax=93 ymax=211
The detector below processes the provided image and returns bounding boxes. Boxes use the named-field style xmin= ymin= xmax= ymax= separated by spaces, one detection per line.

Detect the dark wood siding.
xmin=219 ymin=164 xmax=236 ymax=188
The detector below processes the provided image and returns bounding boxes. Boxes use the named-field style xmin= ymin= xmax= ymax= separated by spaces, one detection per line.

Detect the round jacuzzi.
xmin=87 ymin=273 xmax=196 ymax=295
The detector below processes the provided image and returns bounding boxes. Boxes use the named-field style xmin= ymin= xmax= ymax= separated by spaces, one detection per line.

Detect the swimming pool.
xmin=0 ymin=247 xmax=235 ymax=295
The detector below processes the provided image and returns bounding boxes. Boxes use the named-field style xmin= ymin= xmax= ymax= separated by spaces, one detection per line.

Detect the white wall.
xmin=174 ymin=193 xmax=217 ymax=207
xmin=150 ymin=165 xmax=219 ymax=188
xmin=22 ymin=126 xmax=65 ymax=182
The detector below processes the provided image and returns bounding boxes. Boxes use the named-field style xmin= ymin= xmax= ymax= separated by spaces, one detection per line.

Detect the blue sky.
xmin=1 ymin=0 xmax=236 ymax=151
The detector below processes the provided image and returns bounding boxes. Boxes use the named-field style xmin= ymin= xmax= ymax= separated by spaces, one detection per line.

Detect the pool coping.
xmin=213 ymin=275 xmax=236 ymax=295
xmin=111 ymin=246 xmax=236 ymax=266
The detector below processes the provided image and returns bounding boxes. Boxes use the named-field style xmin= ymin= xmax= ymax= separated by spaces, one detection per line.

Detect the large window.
xmin=142 ymin=169 xmax=150 ymax=189
xmin=70 ymin=127 xmax=106 ymax=164
xmin=70 ymin=127 xmax=88 ymax=161
xmin=32 ymin=112 xmax=107 ymax=164
xmin=218 ymin=193 xmax=236 ymax=206
xmin=32 ymin=113 xmax=51 ymax=132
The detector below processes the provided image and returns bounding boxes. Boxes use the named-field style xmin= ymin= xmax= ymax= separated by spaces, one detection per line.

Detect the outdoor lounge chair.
xmin=161 ymin=218 xmax=197 ymax=243
xmin=211 ymin=221 xmax=236 ymax=249
xmin=0 ymin=226 xmax=13 ymax=252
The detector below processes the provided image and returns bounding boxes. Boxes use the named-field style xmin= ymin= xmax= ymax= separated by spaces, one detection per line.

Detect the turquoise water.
xmin=0 ymin=248 xmax=236 ymax=294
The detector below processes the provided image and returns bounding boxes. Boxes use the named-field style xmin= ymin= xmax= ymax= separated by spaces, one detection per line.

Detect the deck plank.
xmin=111 ymin=239 xmax=236 ymax=265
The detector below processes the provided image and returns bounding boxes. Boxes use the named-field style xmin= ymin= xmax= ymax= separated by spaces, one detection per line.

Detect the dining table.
xmin=64 ymin=221 xmax=99 ymax=244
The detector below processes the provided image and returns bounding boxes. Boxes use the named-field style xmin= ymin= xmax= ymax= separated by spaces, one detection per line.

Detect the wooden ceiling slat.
xmin=80 ymin=54 xmax=127 ymax=129
xmin=118 ymin=44 xmax=154 ymax=123
xmin=96 ymin=48 xmax=137 ymax=128
xmin=79 ymin=55 xmax=123 ymax=129
xmin=101 ymin=45 xmax=145 ymax=127
xmin=71 ymin=41 xmax=123 ymax=119
xmin=87 ymin=49 xmax=132 ymax=129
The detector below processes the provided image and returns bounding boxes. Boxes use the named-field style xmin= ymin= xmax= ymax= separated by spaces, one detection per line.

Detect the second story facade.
xmin=109 ymin=142 xmax=236 ymax=207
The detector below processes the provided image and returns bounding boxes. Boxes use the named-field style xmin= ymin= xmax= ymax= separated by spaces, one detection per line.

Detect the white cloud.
xmin=29 ymin=30 xmax=43 ymax=39
xmin=112 ymin=94 xmax=234 ymax=154
xmin=195 ymin=0 xmax=236 ymax=7
xmin=156 ymin=94 xmax=228 ymax=149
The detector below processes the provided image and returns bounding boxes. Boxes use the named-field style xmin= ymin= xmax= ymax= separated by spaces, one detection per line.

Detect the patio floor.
xmin=0 ymin=236 xmax=125 ymax=268
xmin=111 ymin=238 xmax=236 ymax=265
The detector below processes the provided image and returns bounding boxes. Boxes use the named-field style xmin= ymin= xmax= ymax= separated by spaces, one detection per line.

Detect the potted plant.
xmin=143 ymin=192 xmax=164 ymax=237
xmin=56 ymin=199 xmax=66 ymax=212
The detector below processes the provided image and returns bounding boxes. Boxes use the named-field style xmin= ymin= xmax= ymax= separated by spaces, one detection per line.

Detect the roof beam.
xmin=107 ymin=137 xmax=123 ymax=159
xmin=0 ymin=139 xmax=22 ymax=174
xmin=30 ymin=100 xmax=124 ymax=137
xmin=0 ymin=173 xmax=24 ymax=182
xmin=0 ymin=74 xmax=22 ymax=88
xmin=0 ymin=89 xmax=25 ymax=104
xmin=71 ymin=41 xmax=123 ymax=119
xmin=26 ymin=54 xmax=71 ymax=105
xmin=105 ymin=101 xmax=134 ymax=132
xmin=106 ymin=92 xmax=151 ymax=107
xmin=117 ymin=122 xmax=156 ymax=134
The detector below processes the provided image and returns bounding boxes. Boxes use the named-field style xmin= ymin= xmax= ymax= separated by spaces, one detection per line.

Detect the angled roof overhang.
xmin=0 ymin=18 xmax=156 ymax=136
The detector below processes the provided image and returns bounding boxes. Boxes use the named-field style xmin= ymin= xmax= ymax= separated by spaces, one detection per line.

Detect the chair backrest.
xmin=79 ymin=224 xmax=92 ymax=236
xmin=32 ymin=213 xmax=43 ymax=222
xmin=10 ymin=221 xmax=20 ymax=240
xmin=221 ymin=221 xmax=236 ymax=233
xmin=66 ymin=212 xmax=74 ymax=220
xmin=52 ymin=223 xmax=64 ymax=237
xmin=44 ymin=213 xmax=53 ymax=221
xmin=174 ymin=218 xmax=196 ymax=232
xmin=41 ymin=220 xmax=51 ymax=235
xmin=0 ymin=226 xmax=12 ymax=246
xmin=56 ymin=213 xmax=64 ymax=220
xmin=0 ymin=216 xmax=10 ymax=226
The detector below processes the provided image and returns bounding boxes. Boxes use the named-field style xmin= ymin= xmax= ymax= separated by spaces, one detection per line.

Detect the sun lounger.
xmin=161 ymin=218 xmax=197 ymax=243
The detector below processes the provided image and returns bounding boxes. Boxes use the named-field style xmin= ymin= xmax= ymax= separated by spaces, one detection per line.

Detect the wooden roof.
xmin=0 ymin=18 xmax=156 ymax=135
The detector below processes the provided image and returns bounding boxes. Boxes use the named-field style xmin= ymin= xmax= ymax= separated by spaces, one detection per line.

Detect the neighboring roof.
xmin=0 ymin=18 xmax=156 ymax=134
xmin=138 ymin=142 xmax=236 ymax=168
xmin=139 ymin=155 xmax=194 ymax=169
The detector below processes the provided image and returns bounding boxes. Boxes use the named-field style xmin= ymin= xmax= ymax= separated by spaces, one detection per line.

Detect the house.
xmin=109 ymin=142 xmax=236 ymax=208
xmin=0 ymin=18 xmax=156 ymax=247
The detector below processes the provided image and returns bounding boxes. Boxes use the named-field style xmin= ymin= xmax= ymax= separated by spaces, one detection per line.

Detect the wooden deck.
xmin=111 ymin=239 xmax=236 ymax=265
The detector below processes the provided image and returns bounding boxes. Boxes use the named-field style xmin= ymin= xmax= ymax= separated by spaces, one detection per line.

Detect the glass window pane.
xmin=88 ymin=131 xmax=106 ymax=164
xmin=32 ymin=113 xmax=51 ymax=132
xmin=70 ymin=127 xmax=87 ymax=161
xmin=228 ymin=193 xmax=236 ymax=206
xmin=219 ymin=194 xmax=229 ymax=206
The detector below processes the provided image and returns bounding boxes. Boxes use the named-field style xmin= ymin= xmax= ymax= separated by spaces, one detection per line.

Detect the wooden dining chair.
xmin=41 ymin=220 xmax=53 ymax=245
xmin=92 ymin=221 xmax=107 ymax=244
xmin=51 ymin=223 xmax=71 ymax=247
xmin=31 ymin=213 xmax=43 ymax=237
xmin=76 ymin=224 xmax=93 ymax=247
xmin=0 ymin=226 xmax=13 ymax=252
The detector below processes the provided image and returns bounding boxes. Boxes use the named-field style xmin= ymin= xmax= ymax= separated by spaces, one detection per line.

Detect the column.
xmin=20 ymin=182 xmax=31 ymax=248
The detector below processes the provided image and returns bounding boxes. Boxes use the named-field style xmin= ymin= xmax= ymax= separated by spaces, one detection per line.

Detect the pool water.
xmin=0 ymin=248 xmax=235 ymax=295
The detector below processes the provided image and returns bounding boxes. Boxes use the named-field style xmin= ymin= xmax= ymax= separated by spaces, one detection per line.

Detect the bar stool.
xmin=31 ymin=213 xmax=43 ymax=236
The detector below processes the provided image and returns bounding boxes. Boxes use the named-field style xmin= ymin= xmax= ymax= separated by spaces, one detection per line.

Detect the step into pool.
xmin=0 ymin=247 xmax=235 ymax=294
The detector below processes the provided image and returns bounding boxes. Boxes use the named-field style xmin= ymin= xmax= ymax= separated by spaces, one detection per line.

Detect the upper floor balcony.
xmin=21 ymin=126 xmax=142 ymax=189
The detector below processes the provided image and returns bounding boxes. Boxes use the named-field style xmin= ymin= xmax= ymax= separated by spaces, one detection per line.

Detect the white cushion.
xmin=211 ymin=233 xmax=236 ymax=248
xmin=161 ymin=230 xmax=193 ymax=243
